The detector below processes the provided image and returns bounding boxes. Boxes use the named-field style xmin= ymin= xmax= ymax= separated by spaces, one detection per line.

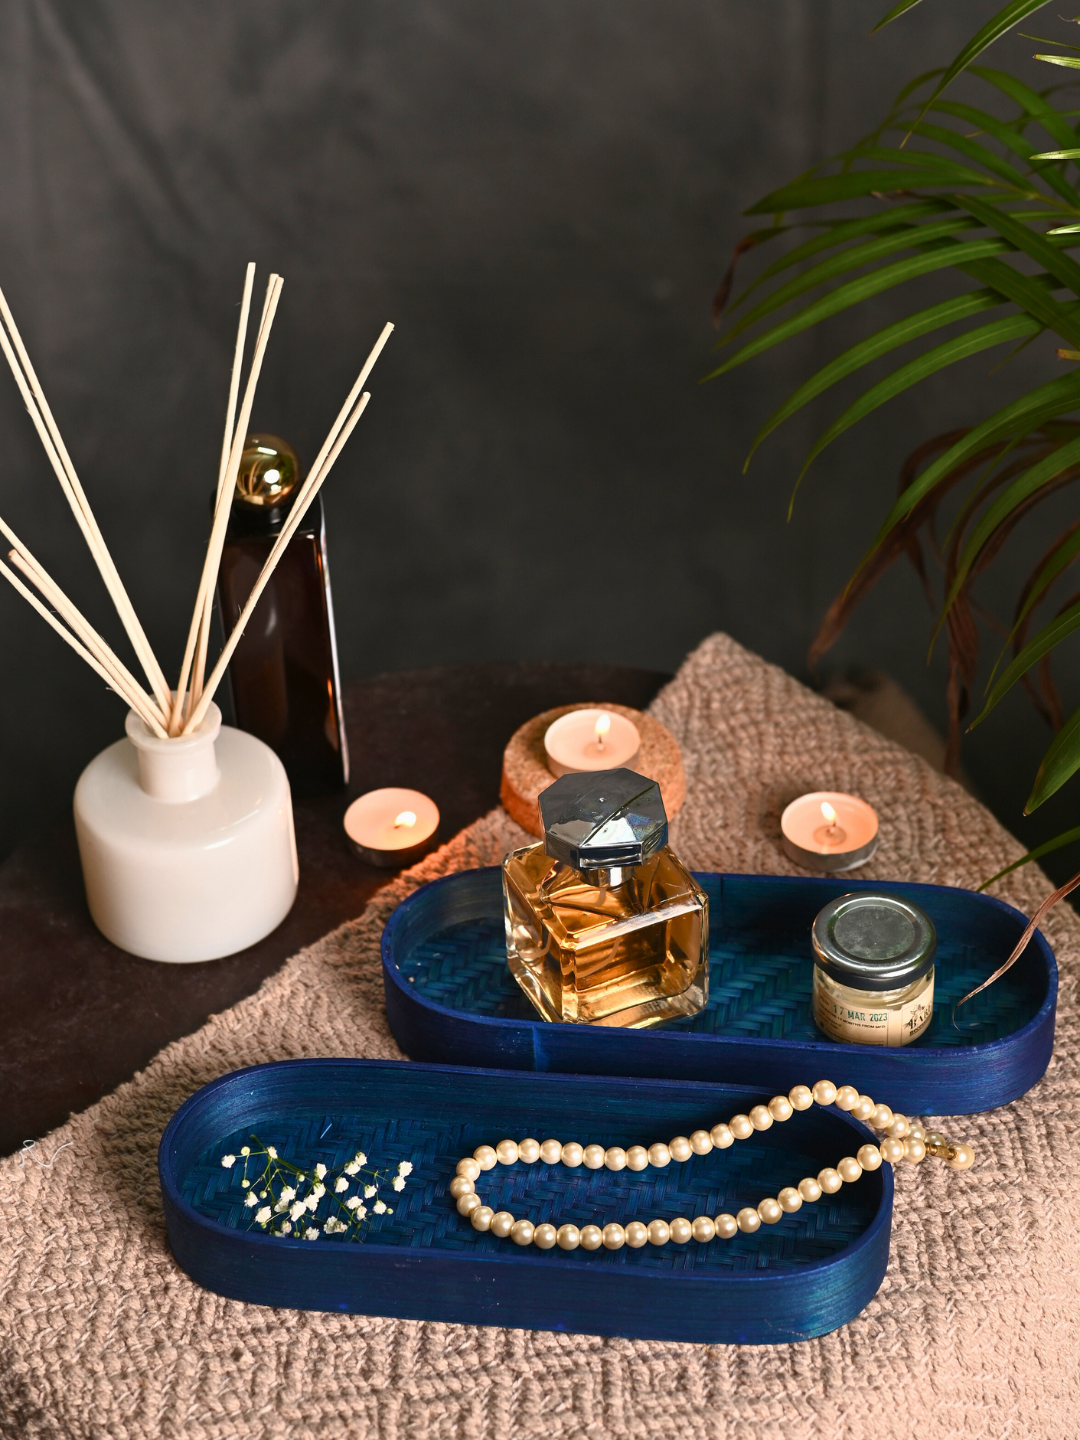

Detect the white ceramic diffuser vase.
xmin=74 ymin=703 xmax=298 ymax=962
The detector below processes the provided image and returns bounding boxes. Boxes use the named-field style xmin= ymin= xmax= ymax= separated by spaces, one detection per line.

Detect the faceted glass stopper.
xmin=538 ymin=767 xmax=668 ymax=871
xmin=236 ymin=433 xmax=300 ymax=507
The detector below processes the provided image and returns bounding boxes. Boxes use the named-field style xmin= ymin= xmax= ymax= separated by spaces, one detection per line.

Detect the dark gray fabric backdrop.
xmin=0 ymin=0 xmax=1075 ymax=865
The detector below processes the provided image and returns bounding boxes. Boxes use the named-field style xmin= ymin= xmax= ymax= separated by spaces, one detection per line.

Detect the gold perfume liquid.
xmin=502 ymin=841 xmax=708 ymax=1027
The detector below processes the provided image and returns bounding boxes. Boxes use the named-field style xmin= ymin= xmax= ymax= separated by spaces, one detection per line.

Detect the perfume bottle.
xmin=502 ymin=767 xmax=708 ymax=1028
xmin=216 ymin=434 xmax=349 ymax=797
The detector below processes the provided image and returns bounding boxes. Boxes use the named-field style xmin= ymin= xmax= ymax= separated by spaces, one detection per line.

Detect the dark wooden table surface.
xmin=0 ymin=661 xmax=667 ymax=1157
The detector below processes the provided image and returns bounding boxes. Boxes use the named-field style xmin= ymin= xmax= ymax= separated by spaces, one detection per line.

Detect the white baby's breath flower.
xmin=335 ymin=1177 xmax=349 ymax=1193
xmin=279 ymin=1186 xmax=296 ymax=1203
xmin=274 ymin=1200 xmax=288 ymax=1214
xmin=344 ymin=1162 xmax=359 ymax=1176
xmin=245 ymin=1192 xmax=258 ymax=1208
xmin=315 ymin=1163 xmax=327 ymax=1180
xmin=305 ymin=1195 xmax=319 ymax=1213
xmin=266 ymin=1146 xmax=277 ymax=1159
xmin=392 ymin=1177 xmax=405 ymax=1192
xmin=289 ymin=1201 xmax=306 ymax=1221
xmin=373 ymin=1200 xmax=387 ymax=1215
xmin=255 ymin=1207 xmax=271 ymax=1225
xmin=240 ymin=1146 xmax=250 ymax=1157
xmin=346 ymin=1196 xmax=360 ymax=1210
xmin=221 ymin=1155 xmax=236 ymax=1169
xmin=280 ymin=1221 xmax=292 ymax=1234
xmin=397 ymin=1161 xmax=413 ymax=1177
xmin=354 ymin=1151 xmax=367 ymax=1166
xmin=305 ymin=1227 xmax=320 ymax=1241
xmin=312 ymin=1183 xmax=326 ymax=1199
xmin=356 ymin=1204 xmax=367 ymax=1219
xmin=364 ymin=1184 xmax=377 ymax=1199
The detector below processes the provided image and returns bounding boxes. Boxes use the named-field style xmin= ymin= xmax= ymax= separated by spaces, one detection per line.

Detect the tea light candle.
xmin=780 ymin=791 xmax=879 ymax=873
xmin=543 ymin=708 xmax=641 ymax=777
xmin=344 ymin=787 xmax=439 ymax=867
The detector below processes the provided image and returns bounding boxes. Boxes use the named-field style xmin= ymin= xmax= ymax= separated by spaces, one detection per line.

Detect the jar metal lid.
xmin=811 ymin=891 xmax=936 ymax=993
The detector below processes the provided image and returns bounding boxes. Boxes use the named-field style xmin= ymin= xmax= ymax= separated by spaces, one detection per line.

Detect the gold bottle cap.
xmin=235 ymin=434 xmax=300 ymax=507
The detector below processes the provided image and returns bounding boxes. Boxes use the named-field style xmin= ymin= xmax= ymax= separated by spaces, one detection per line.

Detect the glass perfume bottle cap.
xmin=812 ymin=892 xmax=936 ymax=992
xmin=539 ymin=767 xmax=668 ymax=870
xmin=236 ymin=433 xmax=301 ymax=507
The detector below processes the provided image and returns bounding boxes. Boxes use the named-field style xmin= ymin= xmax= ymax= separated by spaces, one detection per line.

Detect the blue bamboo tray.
xmin=382 ymin=869 xmax=1056 ymax=1114
xmin=159 ymin=1057 xmax=891 ymax=1342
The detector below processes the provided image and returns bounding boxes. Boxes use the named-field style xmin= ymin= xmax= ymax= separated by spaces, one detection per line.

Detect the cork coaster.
xmin=499 ymin=702 xmax=685 ymax=838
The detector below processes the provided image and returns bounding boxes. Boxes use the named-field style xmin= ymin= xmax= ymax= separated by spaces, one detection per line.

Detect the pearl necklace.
xmin=449 ymin=1079 xmax=975 ymax=1251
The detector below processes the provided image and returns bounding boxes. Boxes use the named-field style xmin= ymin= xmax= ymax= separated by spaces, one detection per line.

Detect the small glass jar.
xmin=811 ymin=892 xmax=935 ymax=1047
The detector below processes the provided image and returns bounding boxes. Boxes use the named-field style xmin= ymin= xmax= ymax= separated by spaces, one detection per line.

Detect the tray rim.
xmin=158 ymin=1055 xmax=893 ymax=1291
xmin=381 ymin=867 xmax=1057 ymax=1066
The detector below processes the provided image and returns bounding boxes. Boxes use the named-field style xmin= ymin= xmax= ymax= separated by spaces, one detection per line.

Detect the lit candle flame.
xmin=820 ymin=801 xmax=837 ymax=827
xmin=594 ymin=712 xmax=611 ymax=749
xmin=393 ymin=811 xmax=417 ymax=829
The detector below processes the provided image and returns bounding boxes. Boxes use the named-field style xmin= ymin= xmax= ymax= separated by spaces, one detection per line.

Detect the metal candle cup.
xmin=780 ymin=791 xmax=879 ymax=873
xmin=344 ymin=787 xmax=439 ymax=867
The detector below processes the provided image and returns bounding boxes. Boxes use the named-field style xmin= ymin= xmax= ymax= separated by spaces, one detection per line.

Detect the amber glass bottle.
xmin=502 ymin=768 xmax=708 ymax=1028
xmin=216 ymin=434 xmax=349 ymax=796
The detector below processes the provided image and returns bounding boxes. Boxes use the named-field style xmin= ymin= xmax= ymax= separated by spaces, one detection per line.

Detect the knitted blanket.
xmin=2 ymin=633 xmax=1076 ymax=1440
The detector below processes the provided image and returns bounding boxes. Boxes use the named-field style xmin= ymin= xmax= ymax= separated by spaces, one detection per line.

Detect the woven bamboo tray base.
xmin=500 ymin=702 xmax=685 ymax=838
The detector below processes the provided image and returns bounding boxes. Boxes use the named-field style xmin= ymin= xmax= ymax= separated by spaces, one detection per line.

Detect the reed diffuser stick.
xmin=0 ymin=288 xmax=172 ymax=714
xmin=168 ymin=263 xmax=257 ymax=734
xmin=183 ymin=390 xmax=372 ymax=734
xmin=171 ymin=272 xmax=283 ymax=732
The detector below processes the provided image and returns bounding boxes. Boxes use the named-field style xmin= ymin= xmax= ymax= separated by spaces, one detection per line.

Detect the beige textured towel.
xmin=2 ymin=633 xmax=1077 ymax=1440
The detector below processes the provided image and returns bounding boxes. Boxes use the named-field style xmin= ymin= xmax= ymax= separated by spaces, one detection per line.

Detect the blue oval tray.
xmin=382 ymin=869 xmax=1056 ymax=1114
xmin=159 ymin=1057 xmax=891 ymax=1342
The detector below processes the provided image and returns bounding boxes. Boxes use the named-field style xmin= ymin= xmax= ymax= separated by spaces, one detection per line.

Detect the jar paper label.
xmin=814 ymin=977 xmax=934 ymax=1047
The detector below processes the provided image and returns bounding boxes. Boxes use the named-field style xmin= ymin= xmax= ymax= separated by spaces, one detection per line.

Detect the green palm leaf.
xmin=972 ymin=66 xmax=1080 ymax=152
xmin=979 ymin=825 xmax=1080 ymax=888
xmin=1028 ymin=702 xmax=1080 ymax=809
xmin=1007 ymin=523 xmax=1080 ymax=642
xmin=956 ymin=192 xmax=1080 ymax=293
xmin=745 ymin=168 xmax=1000 ymax=215
xmin=876 ymin=3 xmax=1055 ymax=105
xmin=972 ymin=593 xmax=1080 ymax=724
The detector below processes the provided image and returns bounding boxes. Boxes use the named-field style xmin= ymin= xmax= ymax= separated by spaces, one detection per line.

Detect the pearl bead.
xmin=669 ymin=1217 xmax=693 ymax=1244
xmin=496 ymin=1139 xmax=519 ymax=1165
xmin=837 ymin=1156 xmax=863 ymax=1184
xmin=778 ymin=1187 xmax=802 ymax=1213
xmin=768 ymin=1096 xmax=794 ymax=1122
xmin=457 ymin=1193 xmax=482 ymax=1216
xmin=456 ymin=1158 xmax=481 ymax=1181
xmin=946 ymin=1142 xmax=975 ymax=1171
xmin=737 ymin=1207 xmax=761 ymax=1233
xmin=907 ymin=1121 xmax=926 ymax=1141
xmin=625 ymin=1221 xmax=649 ymax=1248
xmin=925 ymin=1130 xmax=945 ymax=1151
xmin=473 ymin=1145 xmax=497 ymax=1170
xmin=757 ymin=1198 xmax=783 ymax=1225
xmin=583 ymin=1144 xmax=606 ymax=1170
xmin=556 ymin=1224 xmax=580 ymax=1250
xmin=470 ymin=1206 xmax=494 ymax=1231
xmin=533 ymin=1223 xmax=557 ymax=1249
xmin=798 ymin=1177 xmax=822 ymax=1202
xmin=749 ymin=1105 xmax=773 ymax=1131
xmin=668 ymin=1136 xmax=693 ymax=1163
xmin=788 ymin=1085 xmax=814 ymax=1111
xmin=879 ymin=1137 xmax=906 ymax=1164
xmin=817 ymin=1167 xmax=842 ymax=1194
xmin=490 ymin=1211 xmax=515 ymax=1238
xmin=903 ymin=1136 xmax=926 ymax=1163
xmin=449 ymin=1176 xmax=475 ymax=1199
xmin=647 ymin=1219 xmax=670 ymax=1246
xmin=857 ymin=1144 xmax=883 ymax=1171
xmin=690 ymin=1130 xmax=714 ymax=1155
xmin=710 ymin=1124 xmax=734 ymax=1149
xmin=714 ymin=1213 xmax=738 ymax=1239
xmin=540 ymin=1139 xmax=563 ymax=1164
xmin=626 ymin=1145 xmax=650 ymax=1171
xmin=729 ymin=1115 xmax=754 ymax=1140
xmin=561 ymin=1142 xmax=584 ymax=1168
xmin=872 ymin=1104 xmax=894 ymax=1132
xmin=602 ymin=1223 xmax=626 ymax=1250
xmin=579 ymin=1225 xmax=603 ymax=1251
xmin=511 ymin=1219 xmax=535 ymax=1246
xmin=518 ymin=1138 xmax=541 ymax=1164
xmin=648 ymin=1143 xmax=671 ymax=1168
xmin=692 ymin=1216 xmax=716 ymax=1242
xmin=888 ymin=1116 xmax=910 ymax=1139
xmin=834 ymin=1086 xmax=859 ymax=1111
xmin=605 ymin=1147 xmax=627 ymax=1171
xmin=851 ymin=1095 xmax=876 ymax=1123
xmin=812 ymin=1080 xmax=837 ymax=1106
